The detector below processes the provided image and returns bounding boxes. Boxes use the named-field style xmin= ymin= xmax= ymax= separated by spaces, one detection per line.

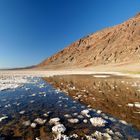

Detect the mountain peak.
xmin=134 ymin=12 xmax=140 ymax=18
xmin=37 ymin=13 xmax=140 ymax=70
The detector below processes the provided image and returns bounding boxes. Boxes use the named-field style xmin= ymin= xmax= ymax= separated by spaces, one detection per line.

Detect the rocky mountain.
xmin=37 ymin=13 xmax=140 ymax=70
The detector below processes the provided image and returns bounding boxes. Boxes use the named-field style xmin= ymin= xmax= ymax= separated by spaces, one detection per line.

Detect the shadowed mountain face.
xmin=37 ymin=13 xmax=140 ymax=69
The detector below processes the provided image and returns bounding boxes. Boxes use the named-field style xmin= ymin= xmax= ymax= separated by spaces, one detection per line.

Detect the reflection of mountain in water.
xmin=44 ymin=75 xmax=140 ymax=130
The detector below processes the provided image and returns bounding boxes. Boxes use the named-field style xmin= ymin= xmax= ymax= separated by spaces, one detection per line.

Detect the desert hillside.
xmin=37 ymin=13 xmax=140 ymax=70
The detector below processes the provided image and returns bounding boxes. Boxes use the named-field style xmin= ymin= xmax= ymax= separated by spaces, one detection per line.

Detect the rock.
xmin=134 ymin=102 xmax=140 ymax=108
xmin=77 ymin=115 xmax=84 ymax=119
xmin=70 ymin=134 xmax=78 ymax=138
xmin=25 ymin=87 xmax=30 ymax=91
xmin=39 ymin=91 xmax=46 ymax=95
xmin=92 ymin=131 xmax=102 ymax=139
xmin=109 ymin=117 xmax=116 ymax=122
xmin=31 ymin=122 xmax=37 ymax=128
xmin=64 ymin=114 xmax=71 ymax=118
xmin=127 ymin=103 xmax=134 ymax=107
xmin=22 ymin=120 xmax=31 ymax=126
xmin=5 ymin=104 xmax=11 ymax=108
xmin=115 ymin=132 xmax=123 ymax=138
xmin=35 ymin=137 xmax=40 ymax=140
xmin=73 ymin=113 xmax=78 ymax=116
xmin=68 ymin=118 xmax=79 ymax=124
xmin=31 ymin=94 xmax=36 ymax=96
xmin=119 ymin=120 xmax=128 ymax=125
xmin=52 ymin=124 xmax=66 ymax=134
xmin=97 ymin=110 xmax=102 ymax=114
xmin=83 ymin=119 xmax=88 ymax=123
xmin=81 ymin=109 xmax=90 ymax=117
xmin=92 ymin=131 xmax=112 ymax=140
xmin=39 ymin=83 xmax=45 ymax=88
xmin=54 ymin=134 xmax=69 ymax=140
xmin=103 ymin=133 xmax=112 ymax=139
xmin=19 ymin=110 xmax=25 ymax=114
xmin=105 ymin=128 xmax=114 ymax=135
xmin=49 ymin=118 xmax=60 ymax=125
xmin=52 ymin=124 xmax=68 ymax=140
xmin=0 ymin=116 xmax=8 ymax=122
xmin=34 ymin=118 xmax=46 ymax=125
xmin=90 ymin=117 xmax=107 ymax=127
xmin=59 ymin=134 xmax=70 ymax=140
xmin=87 ymin=105 xmax=91 ymax=108
xmin=43 ymin=113 xmax=49 ymax=117
xmin=85 ymin=135 xmax=96 ymax=140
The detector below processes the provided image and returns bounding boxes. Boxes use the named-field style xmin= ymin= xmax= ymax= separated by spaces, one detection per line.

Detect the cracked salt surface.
xmin=0 ymin=76 xmax=140 ymax=139
xmin=0 ymin=75 xmax=30 ymax=91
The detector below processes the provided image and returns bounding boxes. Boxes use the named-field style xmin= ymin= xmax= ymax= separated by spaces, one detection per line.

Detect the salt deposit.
xmin=68 ymin=118 xmax=79 ymax=124
xmin=93 ymin=75 xmax=110 ymax=78
xmin=35 ymin=138 xmax=41 ymax=140
xmin=49 ymin=118 xmax=60 ymax=125
xmin=127 ymin=103 xmax=134 ymax=107
xmin=64 ymin=114 xmax=71 ymax=118
xmin=83 ymin=119 xmax=88 ymax=123
xmin=19 ymin=110 xmax=25 ymax=114
xmin=0 ymin=116 xmax=8 ymax=122
xmin=90 ymin=117 xmax=107 ymax=127
xmin=134 ymin=102 xmax=140 ymax=108
xmin=0 ymin=75 xmax=30 ymax=91
xmin=81 ymin=109 xmax=90 ymax=117
xmin=31 ymin=122 xmax=37 ymax=128
xmin=34 ymin=118 xmax=46 ymax=125
xmin=52 ymin=124 xmax=67 ymax=140
xmin=22 ymin=120 xmax=31 ymax=126
xmin=70 ymin=134 xmax=78 ymax=139
xmin=52 ymin=124 xmax=66 ymax=134
xmin=92 ymin=131 xmax=112 ymax=139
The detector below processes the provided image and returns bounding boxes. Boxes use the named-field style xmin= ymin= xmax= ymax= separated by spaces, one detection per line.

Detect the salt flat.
xmin=0 ymin=69 xmax=140 ymax=92
xmin=0 ymin=75 xmax=30 ymax=91
xmin=0 ymin=69 xmax=140 ymax=78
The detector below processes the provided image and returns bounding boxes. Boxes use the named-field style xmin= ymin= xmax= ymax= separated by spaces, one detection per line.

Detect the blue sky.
xmin=0 ymin=0 xmax=140 ymax=68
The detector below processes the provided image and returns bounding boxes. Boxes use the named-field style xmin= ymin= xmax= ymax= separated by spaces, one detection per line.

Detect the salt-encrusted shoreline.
xmin=0 ymin=70 xmax=140 ymax=91
xmin=0 ymin=70 xmax=140 ymax=78
xmin=0 ymin=75 xmax=30 ymax=91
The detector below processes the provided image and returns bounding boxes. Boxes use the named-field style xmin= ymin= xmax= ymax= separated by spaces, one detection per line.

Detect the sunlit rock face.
xmin=38 ymin=13 xmax=140 ymax=70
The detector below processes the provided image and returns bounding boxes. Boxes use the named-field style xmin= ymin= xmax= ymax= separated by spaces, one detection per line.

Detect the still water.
xmin=44 ymin=75 xmax=140 ymax=130
xmin=0 ymin=75 xmax=140 ymax=140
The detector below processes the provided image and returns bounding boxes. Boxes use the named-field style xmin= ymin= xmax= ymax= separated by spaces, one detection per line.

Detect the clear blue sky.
xmin=0 ymin=0 xmax=140 ymax=68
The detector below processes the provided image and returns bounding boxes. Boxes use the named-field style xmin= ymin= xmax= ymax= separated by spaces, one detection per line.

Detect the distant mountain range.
xmin=37 ymin=13 xmax=140 ymax=71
